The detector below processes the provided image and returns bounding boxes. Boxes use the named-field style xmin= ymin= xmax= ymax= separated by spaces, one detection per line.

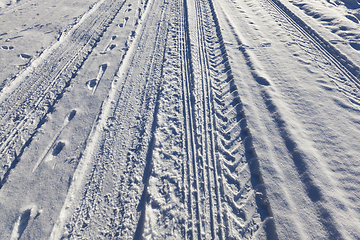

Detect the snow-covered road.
xmin=1 ymin=0 xmax=360 ymax=239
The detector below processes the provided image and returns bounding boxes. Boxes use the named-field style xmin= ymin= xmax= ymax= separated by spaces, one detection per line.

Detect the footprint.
xmin=350 ymin=42 xmax=360 ymax=51
xmin=10 ymin=206 xmax=41 ymax=240
xmin=33 ymin=109 xmax=77 ymax=172
xmin=109 ymin=44 xmax=116 ymax=50
xmin=2 ymin=45 xmax=14 ymax=50
xmin=124 ymin=17 xmax=129 ymax=27
xmin=11 ymin=209 xmax=31 ymax=240
xmin=86 ymin=79 xmax=97 ymax=90
xmin=101 ymin=36 xmax=118 ymax=54
xmin=5 ymin=35 xmax=23 ymax=42
xmin=19 ymin=53 xmax=31 ymax=59
xmin=118 ymin=18 xmax=128 ymax=28
xmin=52 ymin=141 xmax=65 ymax=156
xmin=345 ymin=14 xmax=359 ymax=24
xmin=67 ymin=109 xmax=76 ymax=121
xmin=100 ymin=63 xmax=107 ymax=72
xmin=125 ymin=4 xmax=132 ymax=12
xmin=86 ymin=64 xmax=108 ymax=94
xmin=130 ymin=30 xmax=135 ymax=38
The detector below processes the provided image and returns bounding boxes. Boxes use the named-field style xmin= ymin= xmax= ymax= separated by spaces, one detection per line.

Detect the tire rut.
xmin=51 ymin=0 xmax=278 ymax=238
xmin=141 ymin=1 xmax=188 ymax=238
xmin=183 ymin=0 xmax=276 ymax=238
xmin=58 ymin=0 xmax=171 ymax=238
xmin=220 ymin=0 xmax=357 ymax=238
xmin=0 ymin=0 xmax=127 ymax=188
xmin=260 ymin=0 xmax=360 ymax=106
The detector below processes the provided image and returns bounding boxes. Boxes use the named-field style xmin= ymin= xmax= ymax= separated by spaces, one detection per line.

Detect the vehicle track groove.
xmin=261 ymin=0 xmax=360 ymax=103
xmin=184 ymin=0 xmax=277 ymax=238
xmin=0 ymin=0 xmax=127 ymax=187
xmin=61 ymin=0 xmax=171 ymax=238
xmin=220 ymin=0 xmax=354 ymax=238
xmin=180 ymin=0 xmax=201 ymax=238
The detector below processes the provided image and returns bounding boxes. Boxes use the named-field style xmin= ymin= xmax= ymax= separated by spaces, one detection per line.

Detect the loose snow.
xmin=0 ymin=0 xmax=360 ymax=239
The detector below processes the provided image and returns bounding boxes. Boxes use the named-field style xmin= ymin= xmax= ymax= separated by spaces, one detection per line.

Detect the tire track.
xmin=181 ymin=0 xmax=202 ymax=237
xmin=220 ymin=0 xmax=356 ymax=238
xmin=134 ymin=1 xmax=207 ymax=238
xmin=179 ymin=0 xmax=200 ymax=238
xmin=49 ymin=0 xmax=278 ymax=238
xmin=0 ymin=0 xmax=127 ymax=188
xmin=184 ymin=0 xmax=276 ymax=239
xmin=260 ymin=0 xmax=360 ymax=105
xmin=141 ymin=0 xmax=188 ymax=239
xmin=126 ymin=0 xmax=277 ymax=238
xmin=245 ymin=0 xmax=358 ymax=238
xmin=192 ymin=0 xmax=223 ymax=238
xmin=56 ymin=0 xmax=172 ymax=238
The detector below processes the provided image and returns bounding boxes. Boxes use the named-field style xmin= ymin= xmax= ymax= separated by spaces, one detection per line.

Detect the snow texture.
xmin=0 ymin=0 xmax=360 ymax=239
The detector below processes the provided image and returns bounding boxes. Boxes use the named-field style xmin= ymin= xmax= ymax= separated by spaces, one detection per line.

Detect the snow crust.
xmin=0 ymin=0 xmax=360 ymax=239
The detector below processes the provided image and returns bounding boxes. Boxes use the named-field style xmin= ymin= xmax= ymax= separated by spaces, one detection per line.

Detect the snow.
xmin=0 ymin=0 xmax=360 ymax=239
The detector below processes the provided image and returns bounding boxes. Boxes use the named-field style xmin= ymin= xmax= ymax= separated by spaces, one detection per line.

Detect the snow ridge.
xmin=0 ymin=0 xmax=127 ymax=187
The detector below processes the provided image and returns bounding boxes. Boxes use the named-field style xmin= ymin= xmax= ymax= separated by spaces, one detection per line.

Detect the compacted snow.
xmin=0 ymin=0 xmax=360 ymax=239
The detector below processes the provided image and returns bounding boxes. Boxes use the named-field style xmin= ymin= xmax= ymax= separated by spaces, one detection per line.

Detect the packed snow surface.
xmin=0 ymin=0 xmax=360 ymax=239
